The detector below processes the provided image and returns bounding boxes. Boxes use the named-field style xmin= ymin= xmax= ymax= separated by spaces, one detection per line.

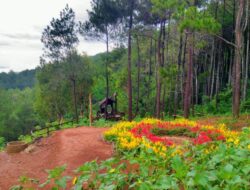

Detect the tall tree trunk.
xmin=156 ymin=22 xmax=163 ymax=118
xmin=215 ymin=41 xmax=222 ymax=108
xmin=146 ymin=37 xmax=154 ymax=113
xmin=209 ymin=39 xmax=216 ymax=99
xmin=232 ymin=0 xmax=244 ymax=118
xmin=135 ymin=36 xmax=141 ymax=115
xmin=184 ymin=32 xmax=193 ymax=118
xmin=243 ymin=24 xmax=249 ymax=101
xmin=203 ymin=53 xmax=208 ymax=103
xmin=228 ymin=49 xmax=233 ymax=85
xmin=147 ymin=37 xmax=153 ymax=99
xmin=72 ymin=79 xmax=78 ymax=123
xmin=127 ymin=3 xmax=133 ymax=121
xmin=89 ymin=93 xmax=92 ymax=126
xmin=161 ymin=20 xmax=167 ymax=115
xmin=105 ymin=27 xmax=109 ymax=120
xmin=162 ymin=85 xmax=166 ymax=118
xmin=154 ymin=40 xmax=157 ymax=115
xmin=181 ymin=34 xmax=187 ymax=106
xmin=195 ymin=65 xmax=199 ymax=105
xmin=174 ymin=34 xmax=183 ymax=117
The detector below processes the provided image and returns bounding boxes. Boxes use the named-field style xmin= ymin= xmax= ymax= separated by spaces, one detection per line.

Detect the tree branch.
xmin=214 ymin=34 xmax=237 ymax=48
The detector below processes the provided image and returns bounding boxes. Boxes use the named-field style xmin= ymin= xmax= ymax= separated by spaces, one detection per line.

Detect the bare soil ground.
xmin=162 ymin=136 xmax=192 ymax=144
xmin=0 ymin=127 xmax=112 ymax=190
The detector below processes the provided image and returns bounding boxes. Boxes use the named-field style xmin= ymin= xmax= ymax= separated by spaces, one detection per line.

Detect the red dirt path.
xmin=0 ymin=127 xmax=113 ymax=189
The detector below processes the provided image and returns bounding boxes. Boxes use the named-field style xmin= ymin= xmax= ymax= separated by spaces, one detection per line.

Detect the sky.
xmin=0 ymin=0 xmax=107 ymax=73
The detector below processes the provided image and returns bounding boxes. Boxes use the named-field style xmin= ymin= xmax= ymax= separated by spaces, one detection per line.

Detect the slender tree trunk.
xmin=168 ymin=85 xmax=171 ymax=117
xmin=203 ymin=53 xmax=208 ymax=98
xmin=182 ymin=34 xmax=187 ymax=107
xmin=228 ymin=49 xmax=233 ymax=85
xmin=105 ymin=27 xmax=109 ymax=120
xmin=162 ymin=85 xmax=166 ymax=118
xmin=209 ymin=39 xmax=216 ymax=99
xmin=174 ymin=34 xmax=183 ymax=117
xmin=72 ymin=79 xmax=78 ymax=123
xmin=147 ymin=37 xmax=153 ymax=99
xmin=154 ymin=40 xmax=157 ymax=115
xmin=161 ymin=21 xmax=166 ymax=114
xmin=191 ymin=37 xmax=195 ymax=117
xmin=184 ymin=32 xmax=193 ymax=118
xmin=243 ymin=25 xmax=249 ymax=101
xmin=233 ymin=0 xmax=244 ymax=118
xmin=135 ymin=36 xmax=141 ymax=115
xmin=149 ymin=38 xmax=153 ymax=76
xmin=146 ymin=37 xmax=153 ymax=113
xmin=156 ymin=22 xmax=163 ymax=118
xmin=89 ymin=93 xmax=92 ymax=126
xmin=127 ymin=4 xmax=133 ymax=121
xmin=195 ymin=65 xmax=199 ymax=105
xmin=215 ymin=42 xmax=222 ymax=108
xmin=210 ymin=60 xmax=216 ymax=99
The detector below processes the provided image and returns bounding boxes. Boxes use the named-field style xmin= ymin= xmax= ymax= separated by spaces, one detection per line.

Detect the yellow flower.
xmin=72 ymin=177 xmax=77 ymax=185
xmin=109 ymin=168 xmax=116 ymax=173
xmin=170 ymin=118 xmax=197 ymax=127
xmin=233 ymin=139 xmax=239 ymax=145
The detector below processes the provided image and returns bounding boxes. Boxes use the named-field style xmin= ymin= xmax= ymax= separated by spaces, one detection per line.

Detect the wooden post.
xmin=30 ymin=130 xmax=33 ymax=141
xmin=114 ymin=92 xmax=117 ymax=114
xmin=47 ymin=127 xmax=49 ymax=137
xmin=89 ymin=93 xmax=93 ymax=126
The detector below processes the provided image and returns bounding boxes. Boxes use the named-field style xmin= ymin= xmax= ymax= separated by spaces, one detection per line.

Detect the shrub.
xmin=0 ymin=137 xmax=5 ymax=150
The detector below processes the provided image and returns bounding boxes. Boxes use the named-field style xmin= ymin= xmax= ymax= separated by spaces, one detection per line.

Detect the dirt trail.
xmin=0 ymin=127 xmax=112 ymax=189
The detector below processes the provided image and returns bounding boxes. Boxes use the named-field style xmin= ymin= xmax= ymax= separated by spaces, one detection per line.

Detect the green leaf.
xmin=47 ymin=165 xmax=67 ymax=179
xmin=138 ymin=182 xmax=151 ymax=190
xmin=242 ymin=165 xmax=250 ymax=175
xmin=55 ymin=176 xmax=71 ymax=189
xmin=206 ymin=171 xmax=218 ymax=182
xmin=194 ymin=173 xmax=208 ymax=187
xmin=230 ymin=175 xmax=243 ymax=185
xmin=171 ymin=156 xmax=188 ymax=179
xmin=224 ymin=164 xmax=233 ymax=173
xmin=101 ymin=184 xmax=116 ymax=190
xmin=39 ymin=179 xmax=50 ymax=188
xmin=154 ymin=175 xmax=177 ymax=189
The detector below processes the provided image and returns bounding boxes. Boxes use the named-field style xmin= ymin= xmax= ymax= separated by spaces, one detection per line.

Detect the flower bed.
xmin=104 ymin=118 xmax=243 ymax=156
xmin=130 ymin=121 xmax=226 ymax=145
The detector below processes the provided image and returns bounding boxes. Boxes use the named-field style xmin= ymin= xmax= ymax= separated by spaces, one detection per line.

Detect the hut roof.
xmin=99 ymin=97 xmax=114 ymax=106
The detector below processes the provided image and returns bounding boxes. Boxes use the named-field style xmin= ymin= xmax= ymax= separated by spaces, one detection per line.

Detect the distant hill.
xmin=0 ymin=49 xmax=123 ymax=90
xmin=0 ymin=69 xmax=36 ymax=89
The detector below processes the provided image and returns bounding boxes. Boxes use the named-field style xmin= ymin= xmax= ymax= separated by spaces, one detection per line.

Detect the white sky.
xmin=0 ymin=0 xmax=107 ymax=72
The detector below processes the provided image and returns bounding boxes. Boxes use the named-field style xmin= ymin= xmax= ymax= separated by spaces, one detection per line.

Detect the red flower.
xmin=130 ymin=121 xmax=224 ymax=146
xmin=217 ymin=135 xmax=225 ymax=141
xmin=193 ymin=133 xmax=212 ymax=145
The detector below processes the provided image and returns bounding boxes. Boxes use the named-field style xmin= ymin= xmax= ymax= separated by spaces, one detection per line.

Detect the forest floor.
xmin=0 ymin=127 xmax=113 ymax=190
